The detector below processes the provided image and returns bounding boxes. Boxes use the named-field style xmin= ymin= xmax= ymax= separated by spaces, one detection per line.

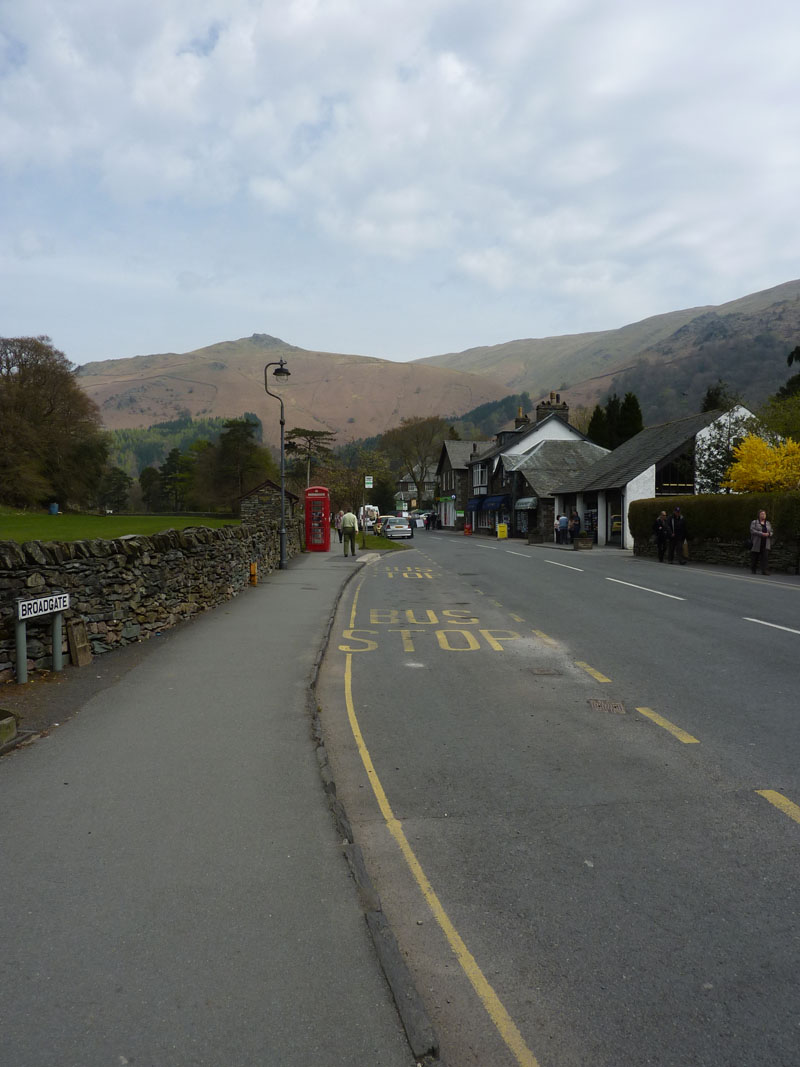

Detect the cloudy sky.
xmin=2 ymin=0 xmax=799 ymax=367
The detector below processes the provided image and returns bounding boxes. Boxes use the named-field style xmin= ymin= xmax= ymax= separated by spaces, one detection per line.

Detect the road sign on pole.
xmin=364 ymin=475 xmax=373 ymax=488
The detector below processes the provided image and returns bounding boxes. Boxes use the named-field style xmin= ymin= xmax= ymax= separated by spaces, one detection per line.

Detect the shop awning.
xmin=466 ymin=497 xmax=482 ymax=511
xmin=483 ymin=495 xmax=510 ymax=510
xmin=514 ymin=496 xmax=538 ymax=509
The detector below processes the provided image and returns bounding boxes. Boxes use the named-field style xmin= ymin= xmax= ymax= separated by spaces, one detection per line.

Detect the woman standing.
xmin=749 ymin=509 xmax=774 ymax=575
xmin=334 ymin=510 xmax=344 ymax=544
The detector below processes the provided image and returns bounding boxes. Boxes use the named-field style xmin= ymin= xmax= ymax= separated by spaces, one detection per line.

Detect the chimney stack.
xmin=536 ymin=392 xmax=570 ymax=424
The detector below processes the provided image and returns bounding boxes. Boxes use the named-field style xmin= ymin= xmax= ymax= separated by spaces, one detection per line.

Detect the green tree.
xmin=787 ymin=344 xmax=800 ymax=367
xmin=139 ymin=466 xmax=163 ymax=511
xmin=617 ymin=392 xmax=644 ymax=443
xmin=97 ymin=466 xmax=133 ymax=511
xmin=215 ymin=418 xmax=277 ymax=506
xmin=604 ymin=393 xmax=622 ymax=448
xmin=285 ymin=427 xmax=337 ymax=487
xmin=0 ymin=335 xmax=109 ymax=507
xmin=159 ymin=449 xmax=184 ymax=511
xmin=319 ymin=448 xmax=393 ymax=516
xmin=701 ymin=379 xmax=738 ymax=412
xmin=586 ymin=405 xmax=609 ymax=448
xmin=181 ymin=439 xmax=217 ymax=510
xmin=776 ymin=372 xmax=800 ymax=399
xmin=380 ymin=416 xmax=451 ymax=503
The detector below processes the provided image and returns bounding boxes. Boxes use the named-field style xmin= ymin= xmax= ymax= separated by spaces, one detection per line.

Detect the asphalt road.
xmin=318 ymin=536 xmax=800 ymax=1067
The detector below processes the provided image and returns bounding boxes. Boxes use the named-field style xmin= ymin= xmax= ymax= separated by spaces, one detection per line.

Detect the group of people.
xmin=652 ymin=506 xmax=688 ymax=564
xmin=653 ymin=506 xmax=775 ymax=575
xmin=554 ymin=511 xmax=581 ymax=544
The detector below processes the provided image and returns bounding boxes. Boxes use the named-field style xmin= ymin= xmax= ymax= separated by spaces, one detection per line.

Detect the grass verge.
xmin=0 ymin=507 xmax=239 ymax=544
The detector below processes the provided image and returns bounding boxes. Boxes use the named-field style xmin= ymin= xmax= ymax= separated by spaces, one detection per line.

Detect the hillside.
xmin=76 ymin=280 xmax=800 ymax=444
xmin=414 ymin=280 xmax=800 ymax=419
xmin=76 ymin=335 xmax=509 ymax=447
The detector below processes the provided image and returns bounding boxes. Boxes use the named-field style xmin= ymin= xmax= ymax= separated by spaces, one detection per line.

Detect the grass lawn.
xmin=0 ymin=507 xmax=239 ymax=544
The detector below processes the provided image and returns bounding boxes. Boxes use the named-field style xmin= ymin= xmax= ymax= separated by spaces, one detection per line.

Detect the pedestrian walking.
xmin=558 ymin=513 xmax=569 ymax=545
xmin=653 ymin=510 xmax=668 ymax=562
xmin=749 ymin=509 xmax=773 ymax=575
xmin=667 ymin=506 xmax=687 ymax=564
xmin=334 ymin=510 xmax=344 ymax=544
xmin=341 ymin=508 xmax=358 ymax=556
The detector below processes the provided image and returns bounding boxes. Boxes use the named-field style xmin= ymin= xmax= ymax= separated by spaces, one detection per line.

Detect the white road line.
xmin=506 ymin=551 xmax=530 ymax=558
xmin=545 ymin=560 xmax=584 ymax=573
xmin=605 ymin=577 xmax=685 ymax=601
xmin=743 ymin=617 xmax=800 ymax=636
xmin=475 ymin=544 xmax=499 ymax=550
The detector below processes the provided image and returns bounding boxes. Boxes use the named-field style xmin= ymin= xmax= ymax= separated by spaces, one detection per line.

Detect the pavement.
xmin=1 ymin=547 xmax=432 ymax=1067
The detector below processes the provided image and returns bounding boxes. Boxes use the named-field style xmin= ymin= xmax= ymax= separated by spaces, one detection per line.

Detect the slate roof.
xmin=239 ymin=478 xmax=299 ymax=502
xmin=554 ymin=411 xmax=722 ymax=493
xmin=436 ymin=439 xmax=488 ymax=473
xmin=508 ymin=439 xmax=610 ymax=498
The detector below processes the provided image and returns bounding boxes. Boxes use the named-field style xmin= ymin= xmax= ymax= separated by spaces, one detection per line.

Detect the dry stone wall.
xmin=0 ymin=519 xmax=302 ymax=681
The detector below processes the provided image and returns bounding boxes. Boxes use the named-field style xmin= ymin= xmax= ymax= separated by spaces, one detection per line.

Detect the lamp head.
xmin=272 ymin=359 xmax=290 ymax=384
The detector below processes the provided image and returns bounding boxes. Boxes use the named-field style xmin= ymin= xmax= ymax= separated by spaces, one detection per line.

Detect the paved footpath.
xmin=1 ymin=550 xmax=414 ymax=1067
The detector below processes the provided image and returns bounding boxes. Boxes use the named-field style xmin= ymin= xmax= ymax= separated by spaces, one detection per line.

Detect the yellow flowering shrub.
xmin=723 ymin=434 xmax=800 ymax=492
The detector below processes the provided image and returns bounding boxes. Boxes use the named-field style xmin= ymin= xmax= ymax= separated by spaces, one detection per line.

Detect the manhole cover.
xmin=589 ymin=699 xmax=626 ymax=715
xmin=526 ymin=667 xmax=562 ymax=676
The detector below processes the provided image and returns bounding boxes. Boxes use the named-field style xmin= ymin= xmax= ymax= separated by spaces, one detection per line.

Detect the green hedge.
xmin=629 ymin=492 xmax=800 ymax=544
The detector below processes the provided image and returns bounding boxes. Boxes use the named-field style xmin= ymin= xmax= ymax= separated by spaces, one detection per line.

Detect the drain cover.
xmin=589 ymin=699 xmax=626 ymax=715
xmin=526 ymin=667 xmax=562 ymax=676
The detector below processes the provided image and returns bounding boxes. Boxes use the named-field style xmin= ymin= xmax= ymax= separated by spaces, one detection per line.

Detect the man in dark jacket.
xmin=667 ymin=506 xmax=687 ymax=564
xmin=653 ymin=510 xmax=668 ymax=562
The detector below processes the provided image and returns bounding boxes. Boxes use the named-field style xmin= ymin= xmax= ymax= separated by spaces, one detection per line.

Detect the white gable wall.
xmin=503 ymin=417 xmax=583 ymax=458
xmin=621 ymin=465 xmax=656 ymax=547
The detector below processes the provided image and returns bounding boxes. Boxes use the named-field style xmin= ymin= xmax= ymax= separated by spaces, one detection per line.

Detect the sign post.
xmin=15 ymin=593 xmax=70 ymax=684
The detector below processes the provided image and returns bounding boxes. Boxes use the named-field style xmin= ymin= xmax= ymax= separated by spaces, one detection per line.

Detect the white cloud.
xmin=1 ymin=0 xmax=799 ymax=363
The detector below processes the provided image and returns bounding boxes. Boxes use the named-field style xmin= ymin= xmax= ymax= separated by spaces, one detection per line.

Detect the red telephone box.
xmin=304 ymin=486 xmax=331 ymax=551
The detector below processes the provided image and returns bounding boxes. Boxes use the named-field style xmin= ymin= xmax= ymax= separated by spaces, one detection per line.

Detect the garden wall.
xmin=629 ymin=492 xmax=800 ymax=574
xmin=0 ymin=518 xmax=303 ymax=682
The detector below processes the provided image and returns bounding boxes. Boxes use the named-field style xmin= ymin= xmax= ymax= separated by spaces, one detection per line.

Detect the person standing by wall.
xmin=341 ymin=508 xmax=358 ymax=557
xmin=653 ymin=510 xmax=668 ymax=562
xmin=749 ymin=509 xmax=773 ymax=575
xmin=667 ymin=506 xmax=687 ymax=564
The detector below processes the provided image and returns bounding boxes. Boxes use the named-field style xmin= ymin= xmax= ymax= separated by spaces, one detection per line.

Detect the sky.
xmin=2 ymin=0 xmax=799 ymax=368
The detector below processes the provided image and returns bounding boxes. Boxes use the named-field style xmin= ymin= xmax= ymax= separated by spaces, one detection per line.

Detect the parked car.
xmin=610 ymin=514 xmax=622 ymax=534
xmin=384 ymin=516 xmax=412 ymax=539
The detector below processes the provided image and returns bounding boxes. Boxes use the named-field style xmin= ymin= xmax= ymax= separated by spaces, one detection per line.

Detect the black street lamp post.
xmin=264 ymin=358 xmax=291 ymax=569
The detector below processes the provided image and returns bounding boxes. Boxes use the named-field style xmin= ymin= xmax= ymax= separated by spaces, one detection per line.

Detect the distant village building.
xmin=240 ymin=479 xmax=299 ymax=525
xmin=553 ymin=409 xmax=749 ymax=547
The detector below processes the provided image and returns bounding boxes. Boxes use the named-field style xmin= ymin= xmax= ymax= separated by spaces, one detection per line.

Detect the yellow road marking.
xmin=636 ymin=707 xmax=700 ymax=744
xmin=348 ymin=574 xmax=366 ymax=629
xmin=756 ymin=790 xmax=800 ymax=825
xmin=532 ymin=629 xmax=556 ymax=645
xmin=344 ymin=654 xmax=540 ymax=1067
xmin=576 ymin=661 xmax=612 ymax=683
xmin=510 ymin=614 xmax=525 ymax=622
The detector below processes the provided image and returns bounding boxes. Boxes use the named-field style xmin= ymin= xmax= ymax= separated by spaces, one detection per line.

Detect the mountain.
xmin=76 ymin=280 xmax=800 ymax=445
xmin=413 ymin=280 xmax=800 ymax=421
xmin=76 ymin=334 xmax=509 ymax=448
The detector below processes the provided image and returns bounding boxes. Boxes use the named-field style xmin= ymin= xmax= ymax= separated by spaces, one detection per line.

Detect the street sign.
xmin=16 ymin=593 xmax=70 ymax=620
xmin=364 ymin=476 xmax=373 ymax=488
